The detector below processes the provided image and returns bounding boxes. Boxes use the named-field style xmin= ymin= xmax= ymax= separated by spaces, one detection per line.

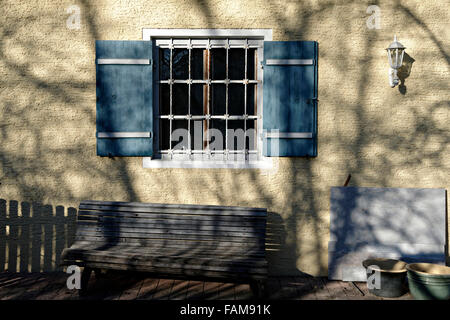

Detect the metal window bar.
xmin=169 ymin=38 xmax=173 ymax=154
xmin=160 ymin=38 xmax=260 ymax=160
xmin=160 ymin=115 xmax=258 ymax=120
xmin=160 ymin=150 xmax=258 ymax=154
xmin=206 ymin=38 xmax=211 ymax=155
xmin=225 ymin=38 xmax=229 ymax=161
xmin=244 ymin=39 xmax=248 ymax=160
xmin=160 ymin=80 xmax=258 ymax=84
xmin=188 ymin=38 xmax=192 ymax=159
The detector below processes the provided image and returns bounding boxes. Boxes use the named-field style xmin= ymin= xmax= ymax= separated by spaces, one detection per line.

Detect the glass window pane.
xmin=228 ymin=49 xmax=245 ymax=80
xmin=228 ymin=84 xmax=244 ymax=115
xmin=160 ymin=119 xmax=170 ymax=150
xmin=248 ymin=48 xmax=256 ymax=80
xmin=191 ymin=84 xmax=205 ymax=115
xmin=211 ymin=49 xmax=226 ymax=80
xmin=191 ymin=49 xmax=205 ymax=80
xmin=209 ymin=119 xmax=225 ymax=150
xmin=227 ymin=120 xmax=245 ymax=151
xmin=247 ymin=83 xmax=256 ymax=115
xmin=172 ymin=120 xmax=189 ymax=150
xmin=159 ymin=48 xmax=170 ymax=80
xmin=173 ymin=49 xmax=189 ymax=79
xmin=211 ymin=84 xmax=226 ymax=115
xmin=172 ymin=84 xmax=188 ymax=115
xmin=159 ymin=84 xmax=170 ymax=115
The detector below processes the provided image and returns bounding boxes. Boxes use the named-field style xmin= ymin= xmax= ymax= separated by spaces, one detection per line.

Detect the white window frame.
xmin=142 ymin=28 xmax=273 ymax=169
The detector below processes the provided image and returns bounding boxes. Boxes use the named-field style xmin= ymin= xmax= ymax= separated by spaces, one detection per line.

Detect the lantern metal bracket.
xmin=388 ymin=67 xmax=400 ymax=88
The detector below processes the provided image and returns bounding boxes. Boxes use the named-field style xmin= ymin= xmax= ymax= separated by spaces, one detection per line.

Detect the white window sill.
xmin=142 ymin=157 xmax=274 ymax=169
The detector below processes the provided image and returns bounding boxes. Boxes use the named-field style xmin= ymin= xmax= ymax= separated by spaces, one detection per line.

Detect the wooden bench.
xmin=60 ymin=200 xmax=268 ymax=297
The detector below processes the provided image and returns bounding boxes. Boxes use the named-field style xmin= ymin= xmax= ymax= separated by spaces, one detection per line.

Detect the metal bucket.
xmin=406 ymin=263 xmax=450 ymax=300
xmin=362 ymin=258 xmax=408 ymax=298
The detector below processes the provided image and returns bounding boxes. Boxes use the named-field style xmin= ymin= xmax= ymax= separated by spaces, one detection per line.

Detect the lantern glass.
xmin=387 ymin=48 xmax=405 ymax=69
xmin=386 ymin=35 xmax=406 ymax=69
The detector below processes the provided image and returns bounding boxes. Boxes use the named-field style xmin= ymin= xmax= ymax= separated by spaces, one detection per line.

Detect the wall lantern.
xmin=386 ymin=35 xmax=406 ymax=88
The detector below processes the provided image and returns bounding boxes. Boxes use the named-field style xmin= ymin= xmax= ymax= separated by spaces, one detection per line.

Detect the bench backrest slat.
xmin=69 ymin=240 xmax=266 ymax=257
xmin=81 ymin=200 xmax=267 ymax=212
xmin=76 ymin=222 xmax=265 ymax=238
xmin=73 ymin=235 xmax=265 ymax=253
xmin=79 ymin=204 xmax=266 ymax=217
xmin=78 ymin=210 xmax=266 ymax=225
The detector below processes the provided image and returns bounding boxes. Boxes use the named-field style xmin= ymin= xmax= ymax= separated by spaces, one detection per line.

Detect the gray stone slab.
xmin=330 ymin=187 xmax=446 ymax=245
xmin=328 ymin=187 xmax=447 ymax=281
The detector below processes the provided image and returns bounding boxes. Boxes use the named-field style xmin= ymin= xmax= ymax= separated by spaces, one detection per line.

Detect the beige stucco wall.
xmin=0 ymin=0 xmax=448 ymax=275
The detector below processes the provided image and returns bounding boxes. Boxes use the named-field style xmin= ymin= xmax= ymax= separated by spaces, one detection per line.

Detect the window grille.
xmin=156 ymin=38 xmax=263 ymax=161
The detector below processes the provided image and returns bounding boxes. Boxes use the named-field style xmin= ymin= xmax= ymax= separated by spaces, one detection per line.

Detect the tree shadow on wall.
xmin=0 ymin=199 xmax=77 ymax=273
xmin=266 ymin=211 xmax=313 ymax=277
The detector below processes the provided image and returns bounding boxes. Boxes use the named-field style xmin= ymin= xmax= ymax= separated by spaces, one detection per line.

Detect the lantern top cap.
xmin=386 ymin=35 xmax=406 ymax=50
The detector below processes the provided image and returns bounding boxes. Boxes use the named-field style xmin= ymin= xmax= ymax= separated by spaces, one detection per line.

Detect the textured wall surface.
xmin=0 ymin=0 xmax=449 ymax=275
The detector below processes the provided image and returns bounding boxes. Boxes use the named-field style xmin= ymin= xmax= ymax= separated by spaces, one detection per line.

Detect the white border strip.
xmin=143 ymin=157 xmax=274 ymax=169
xmin=97 ymin=59 xmax=150 ymax=65
xmin=264 ymin=132 xmax=313 ymax=139
xmin=98 ymin=132 xmax=151 ymax=138
xmin=143 ymin=28 xmax=273 ymax=41
xmin=266 ymin=59 xmax=314 ymax=66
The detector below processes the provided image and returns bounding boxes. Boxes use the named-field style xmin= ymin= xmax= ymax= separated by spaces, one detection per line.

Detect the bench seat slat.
xmin=61 ymin=248 xmax=267 ymax=268
xmin=62 ymin=255 xmax=268 ymax=275
xmin=62 ymin=260 xmax=268 ymax=280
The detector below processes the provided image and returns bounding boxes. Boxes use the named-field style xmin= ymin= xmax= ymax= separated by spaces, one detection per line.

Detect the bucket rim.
xmin=406 ymin=263 xmax=450 ymax=276
xmin=362 ymin=258 xmax=407 ymax=273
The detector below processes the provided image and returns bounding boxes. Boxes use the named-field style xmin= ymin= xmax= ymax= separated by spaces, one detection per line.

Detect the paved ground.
xmin=0 ymin=271 xmax=413 ymax=300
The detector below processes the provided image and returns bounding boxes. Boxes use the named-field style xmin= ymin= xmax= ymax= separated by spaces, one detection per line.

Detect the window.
xmin=95 ymin=29 xmax=318 ymax=167
xmin=154 ymin=38 xmax=263 ymax=163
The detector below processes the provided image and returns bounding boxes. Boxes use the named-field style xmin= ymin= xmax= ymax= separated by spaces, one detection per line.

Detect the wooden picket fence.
xmin=0 ymin=199 xmax=77 ymax=272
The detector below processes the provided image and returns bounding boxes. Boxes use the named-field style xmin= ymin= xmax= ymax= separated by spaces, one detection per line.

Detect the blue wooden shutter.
xmin=96 ymin=40 xmax=153 ymax=156
xmin=263 ymin=41 xmax=318 ymax=157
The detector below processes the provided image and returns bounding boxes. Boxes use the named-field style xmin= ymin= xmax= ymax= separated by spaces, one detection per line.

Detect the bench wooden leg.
xmin=250 ymin=280 xmax=266 ymax=299
xmin=79 ymin=267 xmax=93 ymax=296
